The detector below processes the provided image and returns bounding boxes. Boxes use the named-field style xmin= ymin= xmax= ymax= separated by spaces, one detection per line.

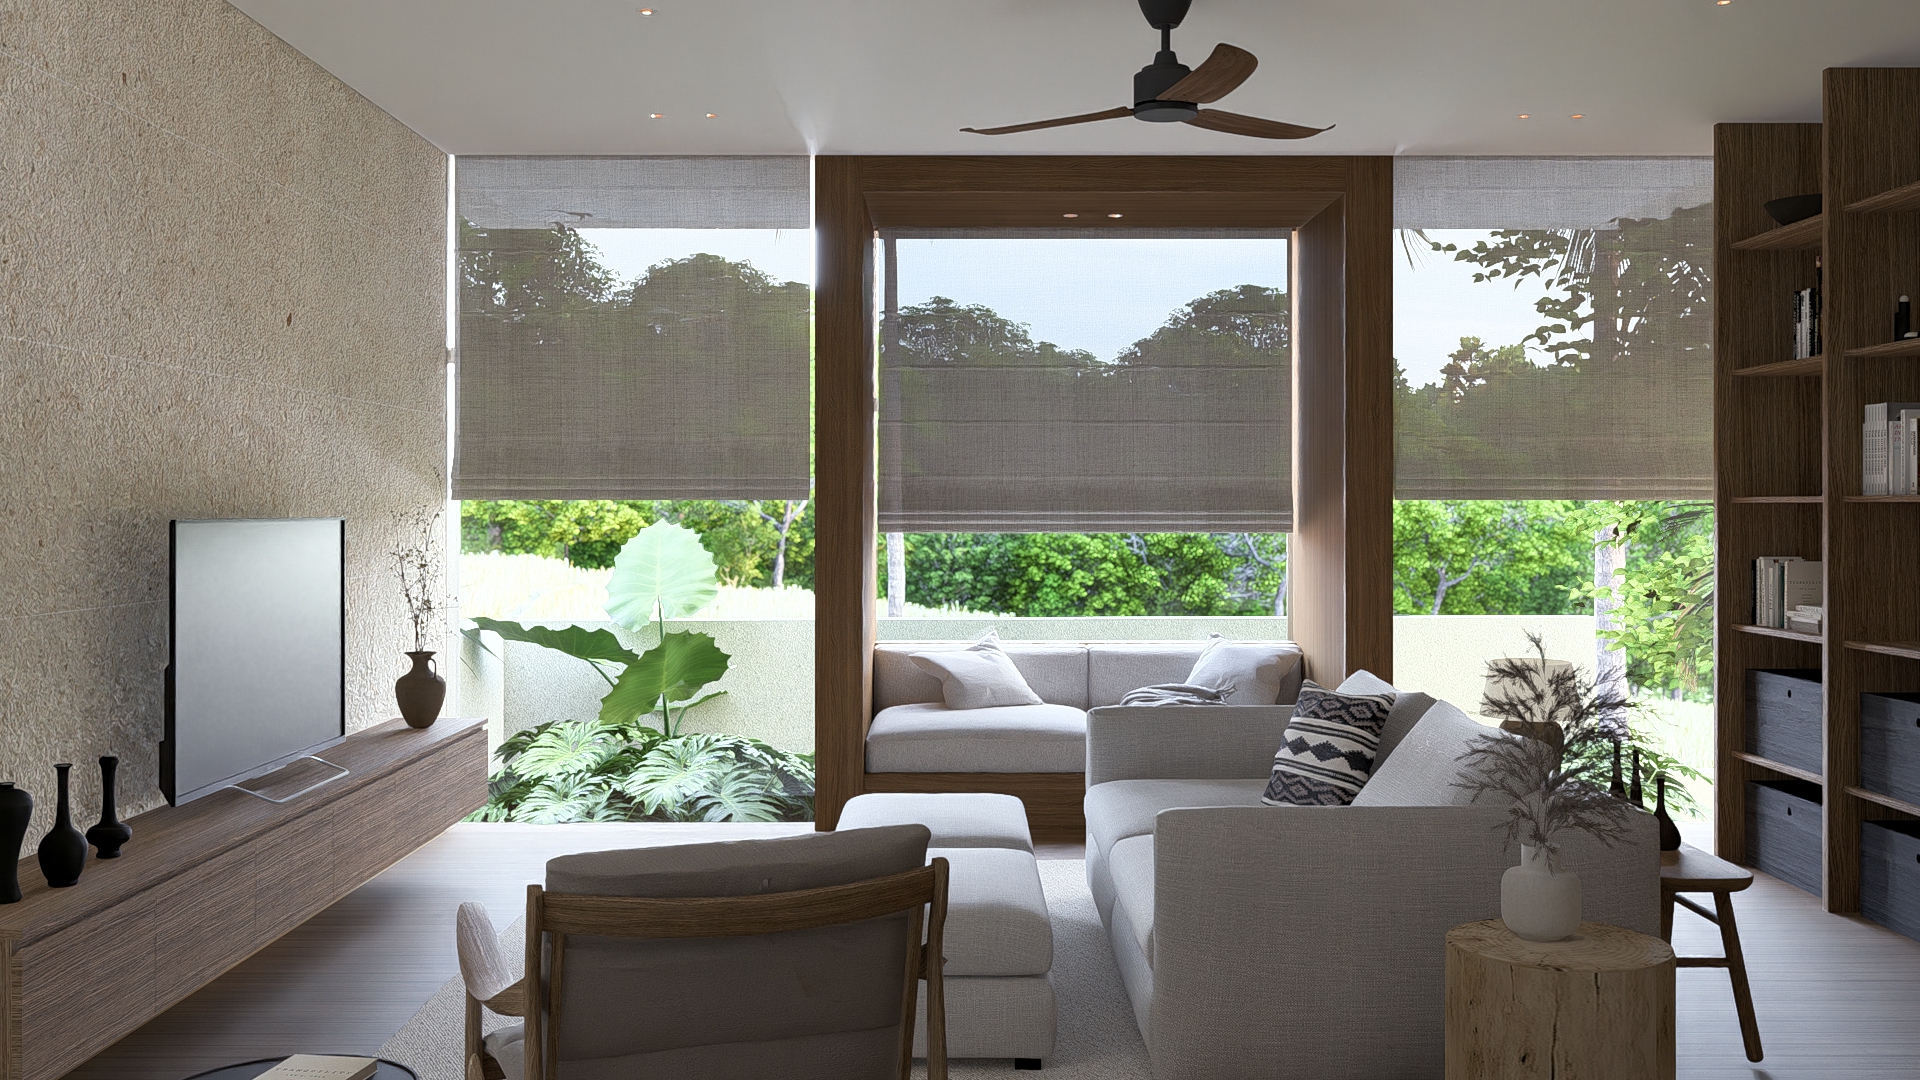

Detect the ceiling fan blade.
xmin=1184 ymin=108 xmax=1332 ymax=140
xmin=962 ymin=107 xmax=1134 ymax=135
xmin=1158 ymin=43 xmax=1257 ymax=103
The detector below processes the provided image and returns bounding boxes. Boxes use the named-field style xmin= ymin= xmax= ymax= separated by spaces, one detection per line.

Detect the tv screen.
xmin=163 ymin=518 xmax=345 ymax=805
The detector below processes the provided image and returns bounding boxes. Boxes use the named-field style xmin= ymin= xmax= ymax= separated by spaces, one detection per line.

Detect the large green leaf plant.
xmin=466 ymin=522 xmax=814 ymax=823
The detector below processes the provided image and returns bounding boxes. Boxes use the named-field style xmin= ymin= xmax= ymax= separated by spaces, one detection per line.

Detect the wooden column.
xmin=813 ymin=157 xmax=877 ymax=831
xmin=1290 ymin=158 xmax=1394 ymax=685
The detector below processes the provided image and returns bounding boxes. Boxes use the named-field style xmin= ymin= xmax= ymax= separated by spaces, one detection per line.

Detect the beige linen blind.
xmin=453 ymin=156 xmax=811 ymax=500
xmin=877 ymin=231 xmax=1291 ymax=532
xmin=1393 ymin=157 xmax=1714 ymax=500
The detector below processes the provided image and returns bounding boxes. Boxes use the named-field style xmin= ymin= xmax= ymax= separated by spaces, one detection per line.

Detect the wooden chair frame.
xmin=468 ymin=859 xmax=950 ymax=1080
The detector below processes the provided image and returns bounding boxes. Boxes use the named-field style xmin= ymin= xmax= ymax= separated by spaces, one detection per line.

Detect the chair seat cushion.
xmin=1107 ymin=833 xmax=1157 ymax=967
xmin=865 ymin=703 xmax=1088 ymax=773
xmin=838 ymin=792 xmax=1033 ymax=852
xmin=1083 ymin=778 xmax=1269 ymax=861
xmin=934 ymin=846 xmax=1053 ymax=976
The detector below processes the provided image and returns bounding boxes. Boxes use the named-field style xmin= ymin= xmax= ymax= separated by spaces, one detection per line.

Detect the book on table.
xmin=254 ymin=1056 xmax=379 ymax=1080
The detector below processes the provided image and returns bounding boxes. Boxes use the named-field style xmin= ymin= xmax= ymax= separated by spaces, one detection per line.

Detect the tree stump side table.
xmin=1446 ymin=920 xmax=1676 ymax=1080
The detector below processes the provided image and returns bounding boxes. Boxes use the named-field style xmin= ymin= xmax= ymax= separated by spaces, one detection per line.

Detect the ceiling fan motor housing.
xmin=1134 ymin=53 xmax=1195 ymax=115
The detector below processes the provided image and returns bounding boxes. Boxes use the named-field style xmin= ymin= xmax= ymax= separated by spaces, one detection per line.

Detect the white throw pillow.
xmin=910 ymin=631 xmax=1045 ymax=710
xmin=1185 ymin=634 xmax=1298 ymax=706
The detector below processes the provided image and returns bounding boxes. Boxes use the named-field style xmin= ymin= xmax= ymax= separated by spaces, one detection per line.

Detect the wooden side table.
xmin=1446 ymin=920 xmax=1676 ymax=1080
xmin=1661 ymin=842 xmax=1763 ymax=1062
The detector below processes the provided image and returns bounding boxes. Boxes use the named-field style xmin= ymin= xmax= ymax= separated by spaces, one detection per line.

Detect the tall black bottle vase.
xmin=1654 ymin=776 xmax=1683 ymax=852
xmin=37 ymin=763 xmax=88 ymax=888
xmin=1608 ymin=739 xmax=1627 ymax=800
xmin=0 ymin=783 xmax=31 ymax=903
xmin=87 ymin=756 xmax=131 ymax=858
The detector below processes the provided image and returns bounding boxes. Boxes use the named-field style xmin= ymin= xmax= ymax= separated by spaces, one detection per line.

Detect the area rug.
xmin=376 ymin=859 xmax=1152 ymax=1079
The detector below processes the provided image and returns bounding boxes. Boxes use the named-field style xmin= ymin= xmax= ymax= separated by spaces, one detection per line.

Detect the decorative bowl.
xmin=1763 ymin=193 xmax=1822 ymax=226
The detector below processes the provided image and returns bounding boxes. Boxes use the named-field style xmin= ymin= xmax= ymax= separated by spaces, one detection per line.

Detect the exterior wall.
xmin=0 ymin=0 xmax=446 ymax=834
xmin=482 ymin=614 xmax=1601 ymax=758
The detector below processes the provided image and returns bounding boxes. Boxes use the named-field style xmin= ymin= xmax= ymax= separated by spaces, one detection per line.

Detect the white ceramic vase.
xmin=1500 ymin=844 xmax=1582 ymax=942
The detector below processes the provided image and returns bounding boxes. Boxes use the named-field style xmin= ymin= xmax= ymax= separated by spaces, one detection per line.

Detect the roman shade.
xmin=877 ymin=232 xmax=1292 ymax=532
xmin=453 ymin=156 xmax=811 ymax=500
xmin=1393 ymin=157 xmax=1714 ymax=500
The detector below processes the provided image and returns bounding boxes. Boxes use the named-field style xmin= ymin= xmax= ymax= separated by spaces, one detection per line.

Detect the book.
xmin=1903 ymin=411 xmax=1920 ymax=495
xmin=1866 ymin=421 xmax=1888 ymax=495
xmin=1783 ymin=560 xmax=1823 ymax=624
xmin=255 ymin=1056 xmax=378 ymax=1080
xmin=1893 ymin=416 xmax=1907 ymax=496
xmin=1754 ymin=555 xmax=1804 ymax=628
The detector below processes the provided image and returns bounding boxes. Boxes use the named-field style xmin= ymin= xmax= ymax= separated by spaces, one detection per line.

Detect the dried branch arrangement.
xmin=1454 ymin=632 xmax=1643 ymax=854
xmin=392 ymin=506 xmax=445 ymax=652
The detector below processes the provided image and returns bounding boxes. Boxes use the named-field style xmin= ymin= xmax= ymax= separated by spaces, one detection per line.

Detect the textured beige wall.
xmin=0 ymin=0 xmax=446 ymax=840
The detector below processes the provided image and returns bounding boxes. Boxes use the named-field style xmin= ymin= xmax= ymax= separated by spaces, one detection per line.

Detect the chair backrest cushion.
xmin=542 ymin=825 xmax=931 ymax=1076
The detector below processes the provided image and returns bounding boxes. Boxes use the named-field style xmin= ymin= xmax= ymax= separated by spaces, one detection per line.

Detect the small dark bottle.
xmin=1654 ymin=776 xmax=1683 ymax=852
xmin=1629 ymin=746 xmax=1645 ymax=808
xmin=0 ymin=784 xmax=32 ymax=903
xmin=86 ymin=756 xmax=131 ymax=858
xmin=36 ymin=764 xmax=88 ymax=888
xmin=1898 ymin=295 xmax=1915 ymax=341
xmin=1609 ymin=738 xmax=1628 ymax=800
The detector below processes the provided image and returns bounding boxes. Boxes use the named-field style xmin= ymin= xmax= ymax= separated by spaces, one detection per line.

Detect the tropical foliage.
xmin=468 ymin=718 xmax=814 ymax=823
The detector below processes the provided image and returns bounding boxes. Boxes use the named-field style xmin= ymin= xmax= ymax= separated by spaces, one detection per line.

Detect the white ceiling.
xmin=230 ymin=0 xmax=1920 ymax=157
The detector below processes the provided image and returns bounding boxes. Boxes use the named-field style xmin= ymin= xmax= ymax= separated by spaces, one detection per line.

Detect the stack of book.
xmin=1754 ymin=556 xmax=1823 ymax=631
xmin=1793 ymin=281 xmax=1823 ymax=359
xmin=1863 ymin=401 xmax=1920 ymax=495
xmin=1785 ymin=605 xmax=1824 ymax=635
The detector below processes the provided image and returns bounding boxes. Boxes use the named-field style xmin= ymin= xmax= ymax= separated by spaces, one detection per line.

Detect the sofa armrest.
xmin=1085 ymin=705 xmax=1292 ymax=786
xmin=1141 ymin=805 xmax=1658 ymax=1079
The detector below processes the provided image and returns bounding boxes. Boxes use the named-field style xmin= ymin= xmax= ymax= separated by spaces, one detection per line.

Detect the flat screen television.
xmin=162 ymin=518 xmax=346 ymax=805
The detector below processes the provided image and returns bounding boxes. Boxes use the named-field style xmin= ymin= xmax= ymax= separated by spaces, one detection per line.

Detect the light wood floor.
xmin=61 ymin=821 xmax=1920 ymax=1079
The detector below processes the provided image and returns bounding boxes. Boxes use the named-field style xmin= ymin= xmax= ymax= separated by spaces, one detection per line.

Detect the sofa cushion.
xmin=1352 ymin=700 xmax=1508 ymax=807
xmin=933 ymin=846 xmax=1054 ymax=977
xmin=866 ymin=703 xmax=1087 ymax=773
xmin=1337 ymin=668 xmax=1398 ymax=697
xmin=1375 ymin=691 xmax=1437 ymax=769
xmin=874 ymin=642 xmax=1090 ymax=710
xmin=1108 ymin=833 xmax=1157 ymax=967
xmin=837 ymin=792 xmax=1033 ymax=852
xmin=1262 ymin=680 xmax=1396 ymax=806
xmin=910 ymin=632 xmax=1045 ymax=710
xmin=1084 ymin=778 xmax=1270 ymax=860
xmin=1086 ymin=642 xmax=1207 ymax=706
xmin=1186 ymin=635 xmax=1301 ymax=707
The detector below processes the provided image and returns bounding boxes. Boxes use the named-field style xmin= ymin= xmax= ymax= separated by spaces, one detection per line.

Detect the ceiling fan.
xmin=961 ymin=0 xmax=1331 ymax=140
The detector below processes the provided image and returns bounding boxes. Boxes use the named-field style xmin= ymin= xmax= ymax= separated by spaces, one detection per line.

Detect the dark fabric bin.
xmin=1746 ymin=669 xmax=1823 ymax=776
xmin=1861 ymin=692 xmax=1920 ymax=807
xmin=1862 ymin=819 xmax=1920 ymax=942
xmin=1747 ymin=778 xmax=1822 ymax=896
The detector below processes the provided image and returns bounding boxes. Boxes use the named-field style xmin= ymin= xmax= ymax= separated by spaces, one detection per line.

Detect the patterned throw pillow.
xmin=1262 ymin=680 xmax=1397 ymax=806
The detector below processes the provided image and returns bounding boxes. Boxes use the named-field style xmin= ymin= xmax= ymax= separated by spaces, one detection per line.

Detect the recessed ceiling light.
xmin=1570 ymin=113 xmax=1585 ymax=119
xmin=1517 ymin=113 xmax=1531 ymax=120
xmin=705 ymin=113 xmax=717 ymax=119
xmin=649 ymin=113 xmax=664 ymax=119
xmin=1062 ymin=213 xmax=1079 ymax=218
xmin=1108 ymin=213 xmax=1124 ymax=218
xmin=1716 ymin=1 xmax=1731 ymax=5
xmin=638 ymin=7 xmax=655 ymax=14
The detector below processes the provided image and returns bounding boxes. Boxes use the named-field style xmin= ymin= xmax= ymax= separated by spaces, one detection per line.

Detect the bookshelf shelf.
xmin=1732 ymin=750 xmax=1825 ymax=786
xmin=1844 ymin=640 xmax=1920 ymax=661
xmin=1733 ymin=495 xmax=1823 ymax=504
xmin=1848 ymin=179 xmax=1920 ymax=214
xmin=1735 ymin=623 xmax=1823 ymax=644
xmin=1844 ymin=494 xmax=1920 ymax=502
xmin=1733 ymin=355 xmax=1825 ymax=377
xmin=1845 ymin=785 xmax=1920 ymax=818
xmin=1731 ymin=214 xmax=1824 ymax=251
xmin=1844 ymin=338 xmax=1920 ymax=359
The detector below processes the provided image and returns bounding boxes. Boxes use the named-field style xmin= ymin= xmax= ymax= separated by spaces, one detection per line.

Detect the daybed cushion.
xmin=1086 ymin=643 xmax=1209 ymax=706
xmin=1186 ymin=635 xmax=1301 ymax=706
xmin=874 ymin=643 xmax=1091 ymax=711
xmin=836 ymin=792 xmax=1034 ymax=852
xmin=909 ymin=632 xmax=1045 ymax=710
xmin=1351 ymin=699 xmax=1504 ymax=807
xmin=933 ymin=846 xmax=1054 ymax=977
xmin=865 ymin=702 xmax=1088 ymax=773
xmin=1084 ymin=778 xmax=1269 ymax=861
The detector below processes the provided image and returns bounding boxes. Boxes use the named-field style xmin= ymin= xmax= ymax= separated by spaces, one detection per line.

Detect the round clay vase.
xmin=1501 ymin=844 xmax=1581 ymax=942
xmin=86 ymin=756 xmax=132 ymax=858
xmin=396 ymin=650 xmax=447 ymax=729
xmin=0 ymin=783 xmax=33 ymax=903
xmin=36 ymin=763 xmax=88 ymax=889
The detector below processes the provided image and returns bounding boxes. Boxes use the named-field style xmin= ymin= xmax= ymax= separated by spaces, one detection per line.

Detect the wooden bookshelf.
xmin=1715 ymin=69 xmax=1920 ymax=917
xmin=1733 ymin=355 xmax=1825 ymax=377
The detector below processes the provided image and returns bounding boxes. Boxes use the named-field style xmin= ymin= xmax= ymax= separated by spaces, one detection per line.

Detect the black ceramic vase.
xmin=1630 ymin=746 xmax=1645 ymax=808
xmin=0 ymin=783 xmax=32 ymax=903
xmin=86 ymin=756 xmax=131 ymax=859
xmin=396 ymin=650 xmax=446 ymax=730
xmin=1609 ymin=738 xmax=1627 ymax=800
xmin=1654 ymin=776 xmax=1683 ymax=852
xmin=37 ymin=764 xmax=87 ymax=888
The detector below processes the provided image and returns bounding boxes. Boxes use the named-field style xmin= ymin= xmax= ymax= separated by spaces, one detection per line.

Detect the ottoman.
xmin=838 ymin=792 xmax=1057 ymax=1068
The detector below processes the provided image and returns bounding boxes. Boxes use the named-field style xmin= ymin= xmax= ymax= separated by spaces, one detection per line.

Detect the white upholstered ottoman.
xmin=837 ymin=792 xmax=1057 ymax=1068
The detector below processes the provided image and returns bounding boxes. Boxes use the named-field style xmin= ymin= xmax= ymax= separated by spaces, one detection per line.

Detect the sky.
xmin=578 ymin=227 xmax=1582 ymax=388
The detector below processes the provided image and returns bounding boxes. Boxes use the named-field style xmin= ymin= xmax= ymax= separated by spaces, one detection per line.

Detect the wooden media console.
xmin=0 ymin=717 xmax=487 ymax=1080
